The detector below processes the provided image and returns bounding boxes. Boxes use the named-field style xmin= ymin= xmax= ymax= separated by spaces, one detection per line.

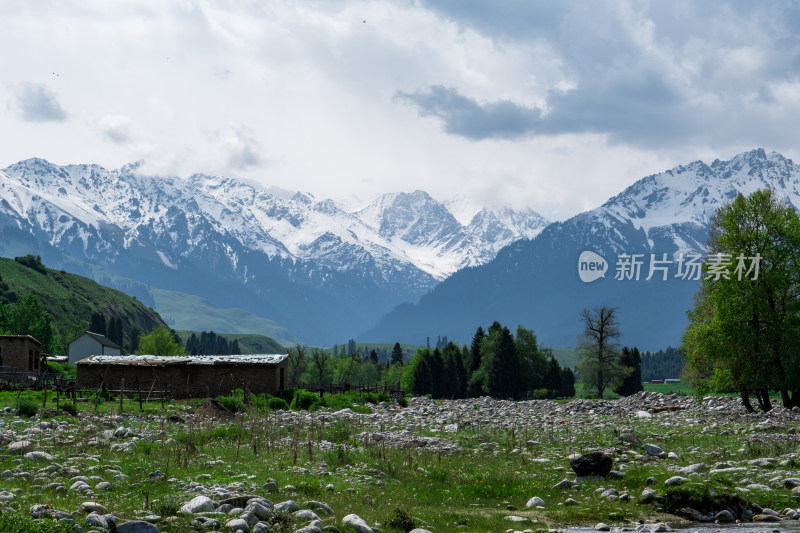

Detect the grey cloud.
xmin=394 ymin=86 xmax=543 ymax=140
xmin=394 ymin=72 xmax=689 ymax=144
xmin=400 ymin=1 xmax=800 ymax=148
xmin=224 ymin=126 xmax=265 ymax=171
xmin=15 ymin=83 xmax=68 ymax=122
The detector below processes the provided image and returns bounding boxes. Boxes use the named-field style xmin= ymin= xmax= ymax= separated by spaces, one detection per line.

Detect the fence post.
xmin=42 ymin=383 xmax=47 ymax=408
xmin=136 ymin=377 xmax=143 ymax=411
xmin=119 ymin=378 xmax=124 ymax=412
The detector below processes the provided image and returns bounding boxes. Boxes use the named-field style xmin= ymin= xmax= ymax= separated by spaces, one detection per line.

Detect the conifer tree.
xmin=391 ymin=342 xmax=404 ymax=365
xmin=614 ymin=347 xmax=643 ymax=396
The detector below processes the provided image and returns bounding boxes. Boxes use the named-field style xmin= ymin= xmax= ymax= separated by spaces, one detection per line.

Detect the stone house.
xmin=0 ymin=335 xmax=45 ymax=374
xmin=75 ymin=354 xmax=288 ymax=399
xmin=68 ymin=331 xmax=122 ymax=364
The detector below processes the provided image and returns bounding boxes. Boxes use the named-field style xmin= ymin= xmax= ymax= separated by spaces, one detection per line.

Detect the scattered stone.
xmin=643 ymin=443 xmax=664 ymax=457
xmin=275 ymin=500 xmax=298 ymax=513
xmin=677 ymin=463 xmax=707 ymax=475
xmin=7 ymin=440 xmax=33 ymax=454
xmin=595 ymin=523 xmax=611 ymax=531
xmin=526 ymin=496 xmax=545 ymax=507
xmin=664 ymin=476 xmax=687 ymax=487
xmin=570 ymin=451 xmax=613 ymax=477
xmin=80 ymin=502 xmax=108 ymax=514
xmin=116 ymin=521 xmax=160 ymax=533
xmin=24 ymin=451 xmax=53 ymax=462
xmin=753 ymin=514 xmax=782 ymax=522
xmin=342 ymin=513 xmax=373 ymax=533
xmin=225 ymin=517 xmax=250 ymax=531
xmin=180 ymin=495 xmax=216 ymax=515
xmin=714 ymin=510 xmax=735 ymax=522
xmin=783 ymin=478 xmax=800 ymax=489
xmin=295 ymin=509 xmax=320 ymax=521
xmin=553 ymin=479 xmax=576 ymax=490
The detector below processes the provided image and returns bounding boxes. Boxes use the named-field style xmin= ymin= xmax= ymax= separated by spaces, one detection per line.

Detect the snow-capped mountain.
xmin=0 ymin=158 xmax=548 ymax=343
xmin=364 ymin=149 xmax=800 ymax=349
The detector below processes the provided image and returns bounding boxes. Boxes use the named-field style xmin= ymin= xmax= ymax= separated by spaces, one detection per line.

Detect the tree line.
xmin=406 ymin=322 xmax=575 ymax=399
xmin=640 ymin=347 xmax=684 ymax=382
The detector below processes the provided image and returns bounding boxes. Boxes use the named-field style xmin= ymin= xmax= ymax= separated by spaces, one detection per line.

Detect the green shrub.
xmin=266 ymin=396 xmax=289 ymax=410
xmin=17 ymin=397 xmax=39 ymax=418
xmin=57 ymin=401 xmax=77 ymax=415
xmin=362 ymin=391 xmax=391 ymax=404
xmin=277 ymin=388 xmax=296 ymax=403
xmin=397 ymin=396 xmax=409 ymax=408
xmin=290 ymin=389 xmax=322 ymax=410
xmin=386 ymin=507 xmax=416 ymax=531
xmin=324 ymin=445 xmax=353 ymax=468
xmin=0 ymin=512 xmax=74 ymax=532
xmin=217 ymin=394 xmax=246 ymax=413
xmin=152 ymin=494 xmax=181 ymax=517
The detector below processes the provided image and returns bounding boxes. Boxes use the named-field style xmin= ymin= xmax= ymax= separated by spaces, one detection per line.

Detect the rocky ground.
xmin=2 ymin=392 xmax=800 ymax=533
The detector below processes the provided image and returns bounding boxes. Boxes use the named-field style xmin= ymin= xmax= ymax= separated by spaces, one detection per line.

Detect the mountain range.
xmin=3 ymin=149 xmax=796 ymax=350
xmin=364 ymin=149 xmax=800 ymax=350
xmin=0 ymin=158 xmax=548 ymax=345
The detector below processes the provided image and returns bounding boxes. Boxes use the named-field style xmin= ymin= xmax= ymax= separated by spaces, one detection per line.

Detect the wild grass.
xmin=0 ymin=392 xmax=797 ymax=532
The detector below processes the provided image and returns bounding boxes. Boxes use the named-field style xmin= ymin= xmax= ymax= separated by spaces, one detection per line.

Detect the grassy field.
xmin=642 ymin=381 xmax=694 ymax=395
xmin=0 ymin=388 xmax=798 ymax=532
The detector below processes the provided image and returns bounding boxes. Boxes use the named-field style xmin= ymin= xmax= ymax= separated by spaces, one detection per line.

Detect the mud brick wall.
xmin=0 ymin=337 xmax=42 ymax=373
xmin=76 ymin=359 xmax=288 ymax=399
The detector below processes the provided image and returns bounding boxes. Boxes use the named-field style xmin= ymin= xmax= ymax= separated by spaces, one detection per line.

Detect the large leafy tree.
xmin=137 ymin=326 xmax=185 ymax=356
xmin=286 ymin=343 xmax=307 ymax=386
xmin=684 ymin=189 xmax=800 ymax=411
xmin=0 ymin=293 xmax=54 ymax=351
xmin=304 ymin=348 xmax=333 ymax=388
xmin=576 ymin=306 xmax=629 ymax=398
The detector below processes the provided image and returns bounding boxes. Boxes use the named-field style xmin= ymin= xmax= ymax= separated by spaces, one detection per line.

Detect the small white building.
xmin=68 ymin=331 xmax=122 ymax=364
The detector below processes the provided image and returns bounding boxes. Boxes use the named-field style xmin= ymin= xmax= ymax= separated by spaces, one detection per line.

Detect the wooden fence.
xmin=293 ymin=382 xmax=405 ymax=398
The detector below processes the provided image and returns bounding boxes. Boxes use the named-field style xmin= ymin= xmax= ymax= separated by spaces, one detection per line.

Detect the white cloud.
xmin=0 ymin=1 xmax=799 ymax=221
xmin=99 ymin=115 xmax=133 ymax=144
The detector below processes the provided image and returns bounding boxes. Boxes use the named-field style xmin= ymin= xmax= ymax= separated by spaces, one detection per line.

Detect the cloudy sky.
xmin=3 ymin=1 xmax=800 ymax=221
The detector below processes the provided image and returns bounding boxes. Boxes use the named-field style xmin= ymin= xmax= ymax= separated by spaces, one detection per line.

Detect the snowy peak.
xmin=598 ymin=149 xmax=800 ymax=248
xmin=468 ymin=206 xmax=549 ymax=244
xmin=356 ymin=190 xmax=461 ymax=245
xmin=0 ymin=158 xmax=549 ymax=283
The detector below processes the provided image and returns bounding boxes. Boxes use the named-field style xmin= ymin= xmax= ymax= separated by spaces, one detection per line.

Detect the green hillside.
xmin=0 ymin=256 xmax=168 ymax=352
xmin=151 ymin=288 xmax=300 ymax=346
xmin=177 ymin=330 xmax=287 ymax=354
xmin=550 ymin=347 xmax=579 ymax=370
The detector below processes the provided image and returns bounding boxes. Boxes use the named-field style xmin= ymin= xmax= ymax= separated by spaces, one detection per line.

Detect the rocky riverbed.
xmin=1 ymin=391 xmax=799 ymax=532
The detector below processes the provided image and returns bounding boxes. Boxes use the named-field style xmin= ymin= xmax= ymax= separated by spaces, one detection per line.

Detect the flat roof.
xmin=77 ymin=354 xmax=288 ymax=366
xmin=0 ymin=335 xmax=43 ymax=346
